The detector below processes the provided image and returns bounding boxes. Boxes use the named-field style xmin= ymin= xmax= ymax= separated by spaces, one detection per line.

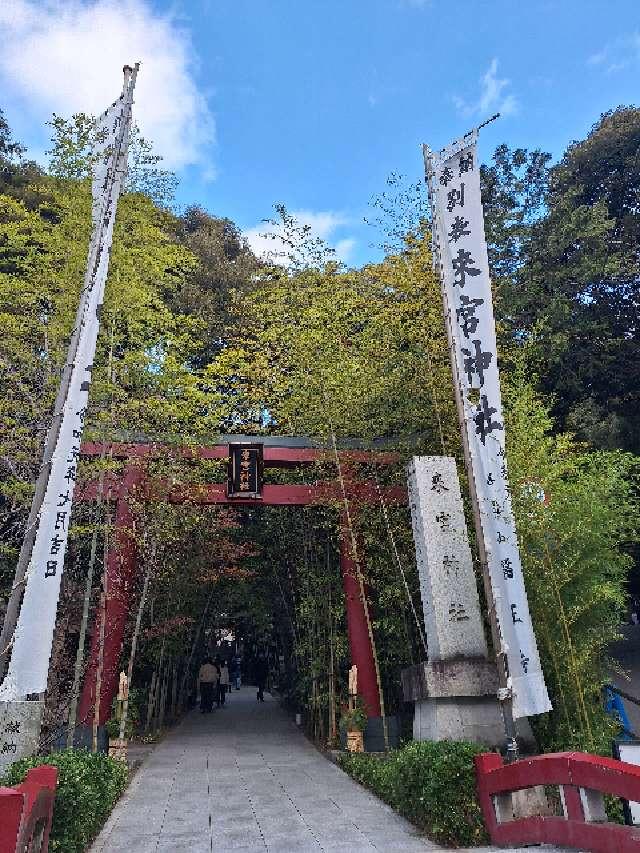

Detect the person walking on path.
xmin=219 ymin=660 xmax=230 ymax=705
xmin=198 ymin=658 xmax=218 ymax=713
xmin=255 ymin=654 xmax=268 ymax=702
xmin=230 ymin=653 xmax=242 ymax=690
xmin=214 ymin=656 xmax=224 ymax=707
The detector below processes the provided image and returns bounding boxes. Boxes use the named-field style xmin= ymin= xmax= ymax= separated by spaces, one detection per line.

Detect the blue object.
xmin=605 ymin=686 xmax=633 ymax=739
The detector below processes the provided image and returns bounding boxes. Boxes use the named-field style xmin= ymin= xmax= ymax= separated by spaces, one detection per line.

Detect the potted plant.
xmin=340 ymin=699 xmax=368 ymax=753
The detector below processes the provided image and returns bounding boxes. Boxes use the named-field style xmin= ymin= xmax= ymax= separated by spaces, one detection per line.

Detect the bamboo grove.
xmin=0 ymin=108 xmax=638 ymax=756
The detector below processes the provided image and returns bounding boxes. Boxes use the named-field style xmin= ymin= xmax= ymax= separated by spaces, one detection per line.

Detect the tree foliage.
xmin=0 ymin=104 xmax=637 ymax=762
xmin=504 ymin=359 xmax=637 ymax=751
xmin=485 ymin=107 xmax=640 ymax=453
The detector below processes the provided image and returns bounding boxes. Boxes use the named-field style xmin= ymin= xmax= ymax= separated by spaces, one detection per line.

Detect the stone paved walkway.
xmin=91 ymin=687 xmax=565 ymax=853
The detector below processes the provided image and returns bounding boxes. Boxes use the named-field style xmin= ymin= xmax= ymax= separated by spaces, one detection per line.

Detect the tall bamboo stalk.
xmin=178 ymin=590 xmax=214 ymax=711
xmin=170 ymin=662 xmax=178 ymax=722
xmin=153 ymin=639 xmax=166 ymax=733
xmin=330 ymin=431 xmax=390 ymax=751
xmin=158 ymin=657 xmax=168 ymax=732
xmin=67 ymin=321 xmax=116 ymax=747
xmin=327 ymin=540 xmax=337 ymax=744
xmin=92 ymin=507 xmax=110 ymax=752
xmin=118 ymin=556 xmax=151 ymax=742
xmin=66 ymin=469 xmax=105 ymax=748
xmin=145 ymin=670 xmax=157 ymax=734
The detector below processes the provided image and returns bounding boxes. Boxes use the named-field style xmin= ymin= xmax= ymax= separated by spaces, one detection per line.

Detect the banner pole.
xmin=0 ymin=63 xmax=138 ymax=696
xmin=423 ymin=139 xmax=519 ymax=762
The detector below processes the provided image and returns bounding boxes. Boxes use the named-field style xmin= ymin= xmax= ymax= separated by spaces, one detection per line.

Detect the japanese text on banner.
xmin=425 ymin=132 xmax=551 ymax=719
xmin=0 ymin=75 xmax=136 ymax=700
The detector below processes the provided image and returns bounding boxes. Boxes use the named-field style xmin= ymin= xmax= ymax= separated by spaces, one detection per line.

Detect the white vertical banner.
xmin=0 ymin=69 xmax=137 ymax=700
xmin=424 ymin=132 xmax=551 ymax=719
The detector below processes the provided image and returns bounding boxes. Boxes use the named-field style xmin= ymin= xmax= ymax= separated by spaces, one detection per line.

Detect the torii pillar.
xmin=77 ymin=467 xmax=141 ymax=735
xmin=339 ymin=512 xmax=382 ymax=723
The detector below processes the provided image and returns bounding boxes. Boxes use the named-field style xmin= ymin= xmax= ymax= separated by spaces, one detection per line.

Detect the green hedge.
xmin=2 ymin=749 xmax=128 ymax=853
xmin=338 ymin=740 xmax=489 ymax=847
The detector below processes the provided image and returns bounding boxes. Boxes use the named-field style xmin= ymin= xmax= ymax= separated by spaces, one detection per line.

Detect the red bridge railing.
xmin=475 ymin=751 xmax=640 ymax=852
xmin=0 ymin=765 xmax=58 ymax=853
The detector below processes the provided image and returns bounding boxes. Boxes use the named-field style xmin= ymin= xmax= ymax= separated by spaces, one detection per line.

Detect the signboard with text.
xmin=227 ymin=443 xmax=263 ymax=499
xmin=0 ymin=701 xmax=43 ymax=773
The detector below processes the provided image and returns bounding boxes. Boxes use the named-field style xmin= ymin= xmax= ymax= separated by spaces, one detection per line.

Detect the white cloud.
xmin=587 ymin=32 xmax=640 ymax=74
xmin=0 ymin=0 xmax=213 ymax=170
xmin=244 ymin=210 xmax=356 ymax=266
xmin=335 ymin=238 xmax=356 ymax=260
xmin=587 ymin=49 xmax=607 ymax=66
xmin=453 ymin=58 xmax=519 ymax=119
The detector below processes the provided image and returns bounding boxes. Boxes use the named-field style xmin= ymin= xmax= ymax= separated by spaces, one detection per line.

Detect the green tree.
xmin=504 ymin=360 xmax=637 ymax=751
xmin=489 ymin=109 xmax=640 ymax=452
xmin=0 ymin=107 xmax=45 ymax=203
xmin=47 ymin=113 xmax=177 ymax=206
xmin=479 ymin=143 xmax=550 ymax=328
xmin=170 ymin=206 xmax=259 ymax=367
xmin=532 ymin=107 xmax=640 ymax=451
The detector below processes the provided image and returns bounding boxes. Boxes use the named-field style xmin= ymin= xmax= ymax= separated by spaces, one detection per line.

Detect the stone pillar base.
xmin=403 ymin=658 xmax=536 ymax=750
xmin=340 ymin=715 xmax=401 ymax=752
xmin=413 ymin=696 xmax=505 ymax=747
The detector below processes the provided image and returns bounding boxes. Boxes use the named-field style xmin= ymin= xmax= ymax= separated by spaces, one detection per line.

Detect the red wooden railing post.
xmin=0 ymin=788 xmax=24 ymax=852
xmin=0 ymin=765 xmax=58 ymax=853
xmin=475 ymin=750 xmax=640 ymax=851
xmin=475 ymin=752 xmax=504 ymax=836
xmin=560 ymin=783 xmax=586 ymax=822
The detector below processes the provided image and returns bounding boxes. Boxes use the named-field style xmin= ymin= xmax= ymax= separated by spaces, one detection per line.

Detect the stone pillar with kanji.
xmin=402 ymin=456 xmax=504 ymax=745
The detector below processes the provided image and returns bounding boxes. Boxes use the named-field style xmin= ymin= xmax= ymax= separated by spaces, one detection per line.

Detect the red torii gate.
xmin=75 ymin=439 xmax=406 ymax=734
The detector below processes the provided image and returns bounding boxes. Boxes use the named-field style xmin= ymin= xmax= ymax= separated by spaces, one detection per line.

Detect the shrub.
xmin=338 ymin=739 xmax=489 ymax=847
xmin=339 ymin=696 xmax=368 ymax=732
xmin=2 ymin=748 xmax=129 ymax=853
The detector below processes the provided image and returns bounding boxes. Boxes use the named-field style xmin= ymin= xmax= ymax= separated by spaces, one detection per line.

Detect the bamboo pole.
xmin=328 ymin=546 xmax=337 ymax=744
xmin=92 ymin=508 xmax=110 ymax=752
xmin=118 ymin=558 xmax=151 ymax=742
xmin=158 ymin=658 xmax=168 ymax=733
xmin=145 ymin=670 xmax=157 ymax=734
xmin=330 ymin=431 xmax=390 ymax=752
xmin=67 ymin=321 xmax=116 ymax=747
xmin=0 ymin=67 xmax=139 ymax=678
xmin=153 ymin=639 xmax=166 ymax=733
xmin=178 ymin=590 xmax=214 ymax=711
xmin=170 ymin=662 xmax=178 ymax=722
xmin=66 ymin=466 xmax=106 ymax=748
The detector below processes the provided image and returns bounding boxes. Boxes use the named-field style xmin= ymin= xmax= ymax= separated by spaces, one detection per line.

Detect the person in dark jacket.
xmin=230 ymin=654 xmax=242 ymax=689
xmin=198 ymin=658 xmax=218 ymax=713
xmin=255 ymin=654 xmax=268 ymax=702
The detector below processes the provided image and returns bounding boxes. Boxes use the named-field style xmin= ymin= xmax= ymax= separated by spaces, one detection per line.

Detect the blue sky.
xmin=1 ymin=0 xmax=638 ymax=266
